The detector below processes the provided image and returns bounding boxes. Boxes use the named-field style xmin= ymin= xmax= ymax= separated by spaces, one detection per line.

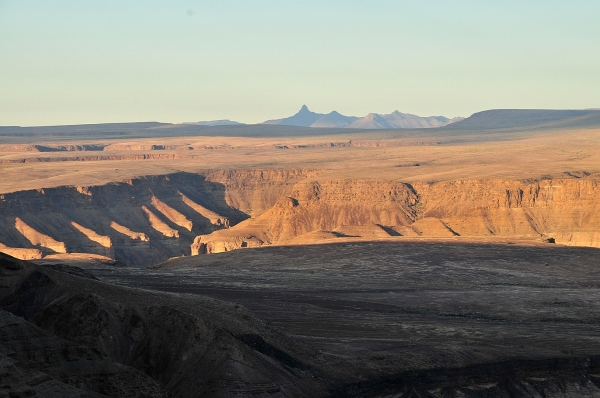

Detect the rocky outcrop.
xmin=192 ymin=179 xmax=418 ymax=253
xmin=193 ymin=177 xmax=600 ymax=254
xmin=2 ymin=170 xmax=599 ymax=265
xmin=191 ymin=234 xmax=265 ymax=255
xmin=205 ymin=168 xmax=317 ymax=218
xmin=0 ymin=253 xmax=328 ymax=397
xmin=14 ymin=217 xmax=67 ymax=254
xmin=194 ymin=178 xmax=416 ymax=251
xmin=0 ymin=243 xmax=42 ymax=260
xmin=70 ymin=221 xmax=113 ymax=258
xmin=0 ymin=173 xmax=245 ymax=266
xmin=413 ymin=179 xmax=600 ymax=246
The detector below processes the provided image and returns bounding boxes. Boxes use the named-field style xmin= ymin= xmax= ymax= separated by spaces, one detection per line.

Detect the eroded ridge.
xmin=14 ymin=217 xmax=67 ymax=254
xmin=193 ymin=178 xmax=600 ymax=254
xmin=0 ymin=170 xmax=310 ymax=266
xmin=1 ymin=170 xmax=599 ymax=265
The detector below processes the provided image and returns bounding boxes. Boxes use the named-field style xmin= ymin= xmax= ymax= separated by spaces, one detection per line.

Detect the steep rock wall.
xmin=192 ymin=179 xmax=419 ymax=254
xmin=194 ymin=178 xmax=600 ymax=254
xmin=0 ymin=170 xmax=313 ymax=266
xmin=1 ymin=169 xmax=598 ymax=264
xmin=0 ymin=173 xmax=248 ymax=266
xmin=205 ymin=168 xmax=317 ymax=218
xmin=413 ymin=179 xmax=600 ymax=247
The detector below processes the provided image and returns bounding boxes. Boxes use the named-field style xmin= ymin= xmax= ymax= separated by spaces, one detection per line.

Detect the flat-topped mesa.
xmin=0 ymin=144 xmax=106 ymax=152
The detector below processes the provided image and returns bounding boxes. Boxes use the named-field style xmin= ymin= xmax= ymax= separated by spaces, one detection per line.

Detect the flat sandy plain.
xmin=1 ymin=122 xmax=600 ymax=194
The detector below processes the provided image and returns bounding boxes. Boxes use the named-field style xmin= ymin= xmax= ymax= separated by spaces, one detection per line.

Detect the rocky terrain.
xmin=3 ymin=241 xmax=600 ymax=397
xmin=1 ymin=168 xmax=599 ymax=265
xmin=1 ymin=113 xmax=600 ymax=396
xmin=0 ymin=252 xmax=329 ymax=397
xmin=194 ymin=176 xmax=600 ymax=254
xmin=0 ymin=170 xmax=312 ymax=266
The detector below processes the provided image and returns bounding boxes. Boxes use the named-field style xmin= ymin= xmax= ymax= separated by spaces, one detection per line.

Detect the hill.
xmin=445 ymin=109 xmax=600 ymax=130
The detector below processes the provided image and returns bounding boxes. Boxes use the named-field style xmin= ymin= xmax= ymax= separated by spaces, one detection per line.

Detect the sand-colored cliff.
xmin=1 ymin=170 xmax=599 ymax=264
xmin=191 ymin=179 xmax=418 ymax=254
xmin=413 ymin=179 xmax=600 ymax=246
xmin=0 ymin=170 xmax=313 ymax=265
xmin=0 ymin=173 xmax=243 ymax=266
xmin=205 ymin=169 xmax=318 ymax=217
xmin=193 ymin=177 xmax=600 ymax=254
xmin=14 ymin=217 xmax=67 ymax=254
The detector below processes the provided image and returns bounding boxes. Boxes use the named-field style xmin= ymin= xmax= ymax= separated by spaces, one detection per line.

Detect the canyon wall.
xmin=414 ymin=179 xmax=600 ymax=247
xmin=0 ymin=170 xmax=311 ymax=266
xmin=191 ymin=179 xmax=419 ymax=254
xmin=193 ymin=177 xmax=600 ymax=254
xmin=1 ymin=169 xmax=599 ymax=265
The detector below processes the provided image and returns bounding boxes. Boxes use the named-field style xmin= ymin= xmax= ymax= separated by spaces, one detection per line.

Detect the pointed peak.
xmin=299 ymin=104 xmax=310 ymax=113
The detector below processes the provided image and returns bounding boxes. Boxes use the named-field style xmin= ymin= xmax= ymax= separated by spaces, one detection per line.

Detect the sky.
xmin=1 ymin=1 xmax=599 ymax=126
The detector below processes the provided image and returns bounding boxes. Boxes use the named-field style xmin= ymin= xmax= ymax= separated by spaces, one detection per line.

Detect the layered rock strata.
xmin=0 ymin=170 xmax=311 ymax=266
xmin=194 ymin=178 xmax=600 ymax=254
xmin=1 ymin=170 xmax=599 ymax=264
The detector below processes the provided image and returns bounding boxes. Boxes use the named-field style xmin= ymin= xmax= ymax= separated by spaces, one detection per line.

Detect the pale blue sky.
xmin=1 ymin=1 xmax=599 ymax=126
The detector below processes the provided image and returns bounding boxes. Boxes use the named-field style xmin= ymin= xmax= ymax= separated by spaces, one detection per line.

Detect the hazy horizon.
xmin=1 ymin=1 xmax=599 ymax=126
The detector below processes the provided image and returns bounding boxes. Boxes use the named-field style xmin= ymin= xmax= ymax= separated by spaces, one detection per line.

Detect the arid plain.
xmin=2 ymin=111 xmax=600 ymax=397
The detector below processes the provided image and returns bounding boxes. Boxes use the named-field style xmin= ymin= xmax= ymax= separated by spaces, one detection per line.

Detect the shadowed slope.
xmin=0 ymin=252 xmax=328 ymax=397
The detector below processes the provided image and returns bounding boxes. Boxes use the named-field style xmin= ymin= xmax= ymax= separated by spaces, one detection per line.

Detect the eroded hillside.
xmin=1 ymin=168 xmax=599 ymax=266
xmin=0 ymin=170 xmax=313 ymax=266
xmin=194 ymin=177 xmax=600 ymax=254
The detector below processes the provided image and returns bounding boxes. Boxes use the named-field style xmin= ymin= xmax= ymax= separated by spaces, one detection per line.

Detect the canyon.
xmin=2 ymin=111 xmax=600 ymax=396
xmin=0 ymin=170 xmax=598 ymax=266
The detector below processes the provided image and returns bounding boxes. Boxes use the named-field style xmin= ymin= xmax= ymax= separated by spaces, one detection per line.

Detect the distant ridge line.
xmin=263 ymin=105 xmax=461 ymax=129
xmin=443 ymin=109 xmax=600 ymax=130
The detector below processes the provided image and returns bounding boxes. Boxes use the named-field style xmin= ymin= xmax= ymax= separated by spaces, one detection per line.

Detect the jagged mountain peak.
xmin=263 ymin=107 xmax=460 ymax=129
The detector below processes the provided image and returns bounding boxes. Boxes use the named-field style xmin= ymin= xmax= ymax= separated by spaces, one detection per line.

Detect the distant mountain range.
xmin=182 ymin=107 xmax=600 ymax=131
xmin=263 ymin=105 xmax=464 ymax=129
xmin=184 ymin=119 xmax=245 ymax=126
xmin=187 ymin=105 xmax=463 ymax=129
